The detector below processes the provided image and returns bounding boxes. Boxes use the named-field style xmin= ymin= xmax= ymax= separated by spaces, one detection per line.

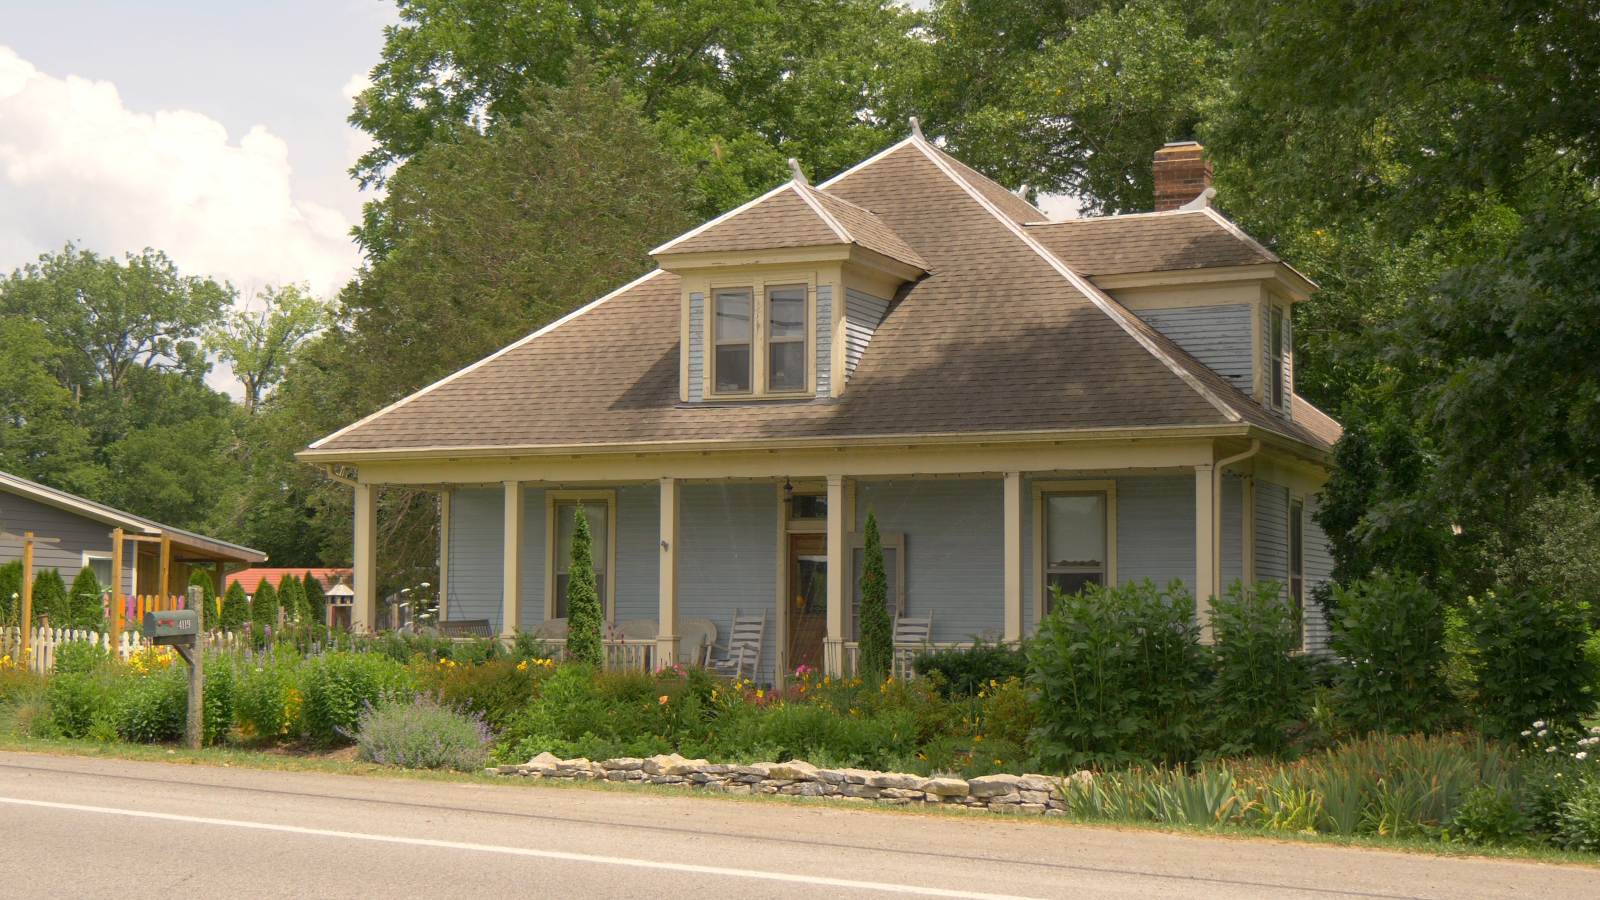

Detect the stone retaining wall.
xmin=491 ymin=752 xmax=1093 ymax=816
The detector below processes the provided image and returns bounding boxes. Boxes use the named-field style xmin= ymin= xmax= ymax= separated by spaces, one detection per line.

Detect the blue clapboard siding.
xmin=613 ymin=484 xmax=660 ymax=627
xmin=843 ymin=288 xmax=889 ymax=380
xmin=854 ymin=479 xmax=1005 ymax=644
xmin=1303 ymin=493 xmax=1334 ymax=653
xmin=1221 ymin=473 xmax=1244 ymax=590
xmin=1254 ymin=480 xmax=1289 ymax=590
xmin=1022 ymin=474 xmax=1197 ymax=633
xmin=0 ymin=490 xmax=135 ymax=597
xmin=815 ymin=286 xmax=832 ymax=398
xmin=515 ymin=488 xmax=548 ymax=632
xmin=686 ymin=292 xmax=705 ymax=403
xmin=677 ymin=484 xmax=778 ymax=683
xmin=1135 ymin=304 xmax=1254 ymax=394
xmin=446 ymin=487 xmax=504 ymax=630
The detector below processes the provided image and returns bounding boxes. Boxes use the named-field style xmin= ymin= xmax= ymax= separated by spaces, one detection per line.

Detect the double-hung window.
xmin=713 ymin=288 xmax=754 ymax=393
xmin=849 ymin=532 xmax=906 ymax=639
xmin=1041 ymin=488 xmax=1111 ymax=615
xmin=552 ymin=500 xmax=610 ymax=619
xmin=766 ymin=285 xmax=807 ymax=392
xmin=1288 ymin=498 xmax=1305 ymax=647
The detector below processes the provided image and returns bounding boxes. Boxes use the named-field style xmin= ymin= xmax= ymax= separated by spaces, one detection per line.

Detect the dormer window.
xmin=706 ymin=278 xmax=814 ymax=399
xmin=1270 ymin=305 xmax=1285 ymax=409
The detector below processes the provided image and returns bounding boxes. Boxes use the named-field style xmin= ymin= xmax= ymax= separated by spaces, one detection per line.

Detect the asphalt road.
xmin=0 ymin=751 xmax=1591 ymax=899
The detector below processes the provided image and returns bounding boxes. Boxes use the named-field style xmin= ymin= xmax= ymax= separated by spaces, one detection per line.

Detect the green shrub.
xmin=250 ymin=580 xmax=278 ymax=638
xmin=30 ymin=568 xmax=67 ymax=626
xmin=116 ymin=668 xmax=188 ymax=743
xmin=1028 ymin=579 xmax=1208 ymax=769
xmin=421 ymin=658 xmax=541 ymax=729
xmin=0 ymin=560 xmax=22 ymax=625
xmin=447 ymin=637 xmax=504 ymax=666
xmin=1557 ymin=779 xmax=1600 ymax=853
xmin=66 ymin=567 xmax=103 ymax=630
xmin=234 ymin=656 xmax=302 ymax=741
xmin=45 ymin=672 xmax=114 ymax=739
xmin=912 ymin=641 xmax=1027 ymax=698
xmin=203 ymin=656 xmax=234 ymax=745
xmin=354 ymin=694 xmax=494 ymax=771
xmin=277 ymin=573 xmax=309 ymax=625
xmin=303 ymin=574 xmax=327 ymax=626
xmin=1449 ymin=784 xmax=1530 ymax=845
xmin=299 ymin=652 xmax=414 ymax=744
xmin=564 ymin=507 xmax=603 ymax=667
xmin=53 ymin=640 xmax=110 ymax=675
xmin=218 ymin=581 xmax=249 ymax=632
xmin=501 ymin=665 xmax=671 ymax=762
xmin=1468 ymin=588 xmax=1596 ymax=739
xmin=1327 ymin=572 xmax=1451 ymax=734
xmin=1207 ymin=581 xmax=1313 ymax=757
xmin=713 ymin=702 xmax=917 ymax=768
xmin=856 ymin=511 xmax=892 ymax=682
xmin=186 ymin=568 xmax=215 ymax=627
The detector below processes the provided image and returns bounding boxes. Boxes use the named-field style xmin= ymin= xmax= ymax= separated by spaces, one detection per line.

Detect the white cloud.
xmin=0 ymin=46 xmax=358 ymax=295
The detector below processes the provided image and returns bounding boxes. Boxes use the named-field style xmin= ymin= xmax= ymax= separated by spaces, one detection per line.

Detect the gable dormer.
xmin=1026 ymin=144 xmax=1315 ymax=419
xmin=652 ymin=165 xmax=927 ymax=404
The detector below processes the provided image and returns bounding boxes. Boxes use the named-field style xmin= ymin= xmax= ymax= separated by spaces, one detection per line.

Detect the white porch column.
xmin=1003 ymin=472 xmax=1023 ymax=643
xmin=501 ymin=480 xmax=523 ymax=637
xmin=656 ymin=477 xmax=679 ymax=668
xmin=1194 ymin=463 xmax=1217 ymax=641
xmin=353 ymin=481 xmax=377 ymax=632
xmin=824 ymin=474 xmax=847 ymax=676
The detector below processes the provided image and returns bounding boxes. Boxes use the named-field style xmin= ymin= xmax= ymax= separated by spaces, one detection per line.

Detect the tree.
xmin=65 ymin=567 xmax=104 ymax=631
xmin=30 ymin=569 xmax=67 ymax=627
xmin=564 ymin=506 xmax=603 ymax=668
xmin=205 ymin=284 xmax=329 ymax=414
xmin=856 ymin=512 xmax=893 ymax=681
xmin=250 ymin=579 xmax=278 ymax=636
xmin=0 ymin=318 xmax=102 ymax=495
xmin=218 ymin=581 xmax=249 ymax=633
xmin=348 ymin=0 xmax=919 ymax=221
xmin=303 ymin=573 xmax=328 ymax=628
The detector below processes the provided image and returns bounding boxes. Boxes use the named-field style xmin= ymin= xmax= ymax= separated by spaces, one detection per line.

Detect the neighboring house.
xmin=225 ymin=567 xmax=352 ymax=596
xmin=300 ymin=131 xmax=1342 ymax=681
xmin=0 ymin=470 xmax=267 ymax=599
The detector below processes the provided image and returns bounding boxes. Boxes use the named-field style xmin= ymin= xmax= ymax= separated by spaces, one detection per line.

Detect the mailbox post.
xmin=143 ymin=587 xmax=203 ymax=749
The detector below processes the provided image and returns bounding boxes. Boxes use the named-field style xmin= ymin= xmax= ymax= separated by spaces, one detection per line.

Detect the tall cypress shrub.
xmin=66 ymin=566 xmax=104 ymax=630
xmin=857 ymin=511 xmax=893 ymax=681
xmin=219 ymin=581 xmax=249 ymax=632
xmin=250 ymin=580 xmax=278 ymax=635
xmin=564 ymin=506 xmax=603 ymax=667
xmin=31 ymin=569 xmax=67 ymax=627
xmin=0 ymin=561 xmax=21 ymax=626
xmin=303 ymin=573 xmax=327 ymax=626
xmin=187 ymin=568 xmax=215 ymax=628
xmin=277 ymin=573 xmax=308 ymax=624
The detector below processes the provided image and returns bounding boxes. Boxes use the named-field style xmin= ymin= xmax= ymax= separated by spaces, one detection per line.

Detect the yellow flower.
xmin=993 ymin=759 xmax=1003 ymax=766
xmin=973 ymin=734 xmax=983 ymax=743
xmin=658 ymin=694 xmax=669 ymax=705
xmin=517 ymin=660 xmax=529 ymax=672
xmin=755 ymin=689 xmax=765 ymax=699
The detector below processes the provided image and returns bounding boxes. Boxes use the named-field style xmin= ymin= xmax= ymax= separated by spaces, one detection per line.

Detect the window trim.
xmin=1032 ymin=480 xmax=1118 ymax=624
xmin=702 ymin=271 xmax=816 ymax=400
xmin=1288 ymin=496 xmax=1305 ymax=649
xmin=544 ymin=490 xmax=618 ymax=622
xmin=82 ymin=551 xmax=114 ymax=589
xmin=846 ymin=530 xmax=906 ymax=641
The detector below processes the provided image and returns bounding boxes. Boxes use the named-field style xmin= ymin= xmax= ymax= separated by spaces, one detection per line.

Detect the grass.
xmin=1 ymin=731 xmax=1596 ymax=868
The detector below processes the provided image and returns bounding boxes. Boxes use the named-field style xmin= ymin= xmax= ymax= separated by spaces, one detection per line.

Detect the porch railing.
xmin=539 ymin=637 xmax=654 ymax=673
xmin=842 ymin=640 xmax=973 ymax=680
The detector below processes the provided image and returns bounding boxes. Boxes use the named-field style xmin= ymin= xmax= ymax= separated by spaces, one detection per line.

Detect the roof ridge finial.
xmin=787 ymin=157 xmax=809 ymax=186
xmin=909 ymin=116 xmax=924 ymax=140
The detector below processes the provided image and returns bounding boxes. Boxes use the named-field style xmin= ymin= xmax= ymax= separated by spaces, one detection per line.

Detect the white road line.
xmin=0 ymin=795 xmax=1039 ymax=899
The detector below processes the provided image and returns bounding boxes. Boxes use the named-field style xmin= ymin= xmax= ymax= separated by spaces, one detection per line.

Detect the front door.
xmin=787 ymin=534 xmax=827 ymax=675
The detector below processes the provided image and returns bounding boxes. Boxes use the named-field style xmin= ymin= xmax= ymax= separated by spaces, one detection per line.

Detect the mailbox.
xmin=143 ymin=609 xmax=199 ymax=645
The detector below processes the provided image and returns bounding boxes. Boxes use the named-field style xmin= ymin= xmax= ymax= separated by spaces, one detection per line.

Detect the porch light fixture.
xmin=782 ymin=478 xmax=794 ymax=505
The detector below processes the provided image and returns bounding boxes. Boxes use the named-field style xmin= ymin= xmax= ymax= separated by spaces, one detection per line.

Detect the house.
xmin=300 ymin=130 xmax=1341 ymax=682
xmin=225 ymin=567 xmax=352 ymax=596
xmin=0 ymin=469 xmax=267 ymax=599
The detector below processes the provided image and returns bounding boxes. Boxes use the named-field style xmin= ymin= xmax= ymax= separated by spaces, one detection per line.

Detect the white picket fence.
xmin=0 ymin=626 xmax=246 ymax=674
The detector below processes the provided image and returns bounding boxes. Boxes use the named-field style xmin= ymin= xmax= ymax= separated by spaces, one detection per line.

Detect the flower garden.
xmin=0 ymin=573 xmax=1596 ymax=858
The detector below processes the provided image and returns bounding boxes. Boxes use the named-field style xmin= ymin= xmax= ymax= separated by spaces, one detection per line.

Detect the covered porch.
xmin=344 ymin=435 xmax=1323 ymax=681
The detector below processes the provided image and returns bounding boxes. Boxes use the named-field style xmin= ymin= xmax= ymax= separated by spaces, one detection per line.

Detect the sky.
xmin=0 ymin=0 xmax=395 ymax=299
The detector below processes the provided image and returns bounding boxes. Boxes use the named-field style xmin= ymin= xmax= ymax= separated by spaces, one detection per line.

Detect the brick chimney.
xmin=1153 ymin=141 xmax=1212 ymax=211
